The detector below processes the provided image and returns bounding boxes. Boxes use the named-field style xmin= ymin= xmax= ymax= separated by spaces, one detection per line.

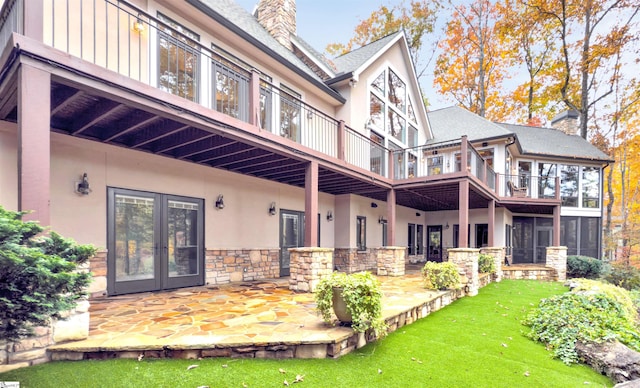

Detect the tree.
xmin=496 ymin=0 xmax=560 ymax=124
xmin=326 ymin=1 xmax=440 ymax=81
xmin=0 ymin=207 xmax=95 ymax=342
xmin=433 ymin=0 xmax=513 ymax=120
xmin=526 ymin=0 xmax=640 ymax=139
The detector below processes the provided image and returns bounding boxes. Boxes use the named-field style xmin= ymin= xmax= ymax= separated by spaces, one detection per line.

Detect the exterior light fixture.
xmin=445 ymin=222 xmax=450 ymax=229
xmin=371 ymin=202 xmax=378 ymax=208
xmin=415 ymin=212 xmax=421 ymax=217
xmin=215 ymin=195 xmax=224 ymax=209
xmin=132 ymin=15 xmax=145 ymax=33
xmin=326 ymin=210 xmax=333 ymax=221
xmin=75 ymin=173 xmax=91 ymax=195
xmin=268 ymin=202 xmax=277 ymax=216
xmin=378 ymin=216 xmax=387 ymax=224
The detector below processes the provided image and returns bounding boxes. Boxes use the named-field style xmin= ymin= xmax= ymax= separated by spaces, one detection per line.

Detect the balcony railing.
xmin=0 ymin=0 xmax=528 ymax=199
xmin=498 ymin=174 xmax=560 ymax=199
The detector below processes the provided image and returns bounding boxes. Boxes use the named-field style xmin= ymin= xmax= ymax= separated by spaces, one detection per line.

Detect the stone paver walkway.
xmin=50 ymin=272 xmax=450 ymax=358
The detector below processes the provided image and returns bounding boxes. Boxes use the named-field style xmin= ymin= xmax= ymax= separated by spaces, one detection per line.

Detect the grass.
xmin=1 ymin=280 xmax=612 ymax=387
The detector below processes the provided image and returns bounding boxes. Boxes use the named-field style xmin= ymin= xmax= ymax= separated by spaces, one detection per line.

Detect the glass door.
xmin=280 ymin=210 xmax=305 ymax=277
xmin=107 ymin=188 xmax=204 ymax=295
xmin=535 ymin=227 xmax=553 ymax=263
xmin=427 ymin=225 xmax=442 ymax=262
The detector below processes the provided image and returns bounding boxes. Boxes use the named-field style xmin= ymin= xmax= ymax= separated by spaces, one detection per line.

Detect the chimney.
xmin=256 ymin=0 xmax=296 ymax=50
xmin=551 ymin=110 xmax=579 ymax=136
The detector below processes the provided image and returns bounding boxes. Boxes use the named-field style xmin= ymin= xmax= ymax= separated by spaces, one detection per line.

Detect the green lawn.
xmin=1 ymin=280 xmax=612 ymax=387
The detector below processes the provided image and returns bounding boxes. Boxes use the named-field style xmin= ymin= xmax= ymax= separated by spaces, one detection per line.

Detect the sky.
xmin=234 ymin=0 xmax=450 ymax=109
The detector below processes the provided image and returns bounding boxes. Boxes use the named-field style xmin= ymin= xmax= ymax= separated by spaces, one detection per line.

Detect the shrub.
xmin=478 ymin=253 xmax=496 ymax=274
xmin=421 ymin=261 xmax=461 ymax=290
xmin=524 ymin=292 xmax=640 ymax=364
xmin=0 ymin=206 xmax=96 ymax=342
xmin=569 ymin=279 xmax=637 ymax=322
xmin=566 ymin=255 xmax=603 ymax=279
xmin=314 ymin=271 xmax=387 ymax=336
xmin=602 ymin=263 xmax=640 ymax=291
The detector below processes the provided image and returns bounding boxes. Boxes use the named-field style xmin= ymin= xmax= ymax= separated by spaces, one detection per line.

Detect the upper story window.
xmin=538 ymin=162 xmax=557 ymax=199
xmin=279 ymin=85 xmax=301 ymax=141
xmin=582 ymin=167 xmax=600 ymax=208
xmin=560 ymin=164 xmax=579 ymax=207
xmin=211 ymin=51 xmax=250 ymax=121
xmin=369 ymin=67 xmax=417 ymax=147
xmin=157 ymin=13 xmax=200 ymax=102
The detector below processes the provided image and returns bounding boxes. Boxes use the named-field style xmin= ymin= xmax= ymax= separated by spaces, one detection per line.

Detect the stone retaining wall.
xmin=447 ymin=248 xmax=480 ymax=296
xmin=205 ymin=249 xmax=280 ymax=285
xmin=502 ymin=267 xmax=557 ymax=281
xmin=480 ymin=247 xmax=504 ymax=282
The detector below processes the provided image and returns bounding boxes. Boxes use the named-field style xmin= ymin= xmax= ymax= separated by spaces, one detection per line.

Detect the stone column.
xmin=376 ymin=247 xmax=405 ymax=276
xmin=546 ymin=246 xmax=567 ymax=281
xmin=289 ymin=247 xmax=334 ymax=292
xmin=480 ymin=247 xmax=504 ymax=282
xmin=447 ymin=248 xmax=480 ymax=296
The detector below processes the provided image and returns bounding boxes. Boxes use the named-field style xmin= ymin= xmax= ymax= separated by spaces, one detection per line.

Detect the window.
xmin=407 ymin=153 xmax=417 ymax=178
xmin=157 ymin=13 xmax=200 ymax=102
xmin=560 ymin=164 xmax=579 ymax=206
xmin=427 ymin=155 xmax=443 ymax=175
xmin=279 ymin=85 xmax=301 ymax=141
xmin=211 ymin=51 xmax=250 ymax=121
xmin=390 ymin=143 xmax=404 ymax=179
xmin=259 ymin=80 xmax=272 ymax=131
xmin=368 ymin=68 xmax=417 ymax=147
xmin=475 ymin=224 xmax=488 ymax=248
xmin=408 ymin=224 xmax=424 ymax=255
xmin=478 ymin=149 xmax=494 ymax=168
xmin=387 ymin=69 xmax=406 ymax=112
xmin=582 ymin=167 xmax=600 ymax=208
xmin=417 ymin=224 xmax=424 ymax=255
xmin=538 ymin=162 xmax=557 ymax=198
xmin=356 ymin=216 xmax=367 ymax=251
xmin=505 ymin=224 xmax=512 ymax=257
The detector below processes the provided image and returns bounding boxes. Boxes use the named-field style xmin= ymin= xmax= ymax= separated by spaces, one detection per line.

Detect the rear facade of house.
xmin=0 ymin=0 xmax=610 ymax=297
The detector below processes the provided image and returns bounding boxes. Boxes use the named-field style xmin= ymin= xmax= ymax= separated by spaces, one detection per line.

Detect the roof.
xmin=188 ymin=0 xmax=345 ymax=103
xmin=330 ymin=32 xmax=402 ymax=79
xmin=500 ymin=123 xmax=612 ymax=163
xmin=290 ymin=35 xmax=337 ymax=78
xmin=426 ymin=106 xmax=512 ymax=143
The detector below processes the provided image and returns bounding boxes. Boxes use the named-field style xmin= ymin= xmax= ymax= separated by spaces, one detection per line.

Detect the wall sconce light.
xmin=268 ymin=202 xmax=277 ymax=216
xmin=482 ymin=141 xmax=489 ymax=147
xmin=371 ymin=202 xmax=378 ymax=208
xmin=378 ymin=216 xmax=387 ymax=224
xmin=132 ymin=15 xmax=145 ymax=33
xmin=415 ymin=212 xmax=421 ymax=217
xmin=445 ymin=221 xmax=450 ymax=229
xmin=215 ymin=195 xmax=224 ymax=209
xmin=349 ymin=78 xmax=357 ymax=87
xmin=326 ymin=210 xmax=333 ymax=221
xmin=75 ymin=173 xmax=91 ymax=195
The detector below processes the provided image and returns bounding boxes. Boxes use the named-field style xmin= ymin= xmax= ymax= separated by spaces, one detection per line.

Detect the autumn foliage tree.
xmin=326 ymin=1 xmax=440 ymax=81
xmin=433 ymin=0 xmax=513 ymax=120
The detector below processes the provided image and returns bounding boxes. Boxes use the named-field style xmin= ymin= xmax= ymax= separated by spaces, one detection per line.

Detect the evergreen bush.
xmin=478 ymin=253 xmax=496 ymax=274
xmin=0 ymin=206 xmax=95 ymax=342
xmin=566 ymin=255 xmax=603 ymax=279
xmin=421 ymin=261 xmax=461 ymax=290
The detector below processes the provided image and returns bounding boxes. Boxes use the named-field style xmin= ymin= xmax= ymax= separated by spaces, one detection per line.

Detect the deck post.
xmin=304 ymin=161 xmax=318 ymax=247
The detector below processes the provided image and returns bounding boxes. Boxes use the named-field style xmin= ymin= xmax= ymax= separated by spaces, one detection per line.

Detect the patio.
xmin=48 ymin=271 xmax=465 ymax=360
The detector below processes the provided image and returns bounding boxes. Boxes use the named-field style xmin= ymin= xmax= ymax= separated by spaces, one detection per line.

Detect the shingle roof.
xmin=290 ymin=35 xmax=337 ymax=77
xmin=332 ymin=32 xmax=402 ymax=76
xmin=426 ymin=106 xmax=512 ymax=143
xmin=192 ymin=0 xmax=344 ymax=102
xmin=499 ymin=123 xmax=612 ymax=162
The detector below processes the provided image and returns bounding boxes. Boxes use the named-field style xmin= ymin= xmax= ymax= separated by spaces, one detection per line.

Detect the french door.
xmin=427 ymin=225 xmax=442 ymax=262
xmin=107 ymin=188 xmax=204 ymax=295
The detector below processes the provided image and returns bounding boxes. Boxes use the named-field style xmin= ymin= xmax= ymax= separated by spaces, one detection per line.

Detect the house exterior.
xmin=0 ymin=0 xmax=611 ymax=299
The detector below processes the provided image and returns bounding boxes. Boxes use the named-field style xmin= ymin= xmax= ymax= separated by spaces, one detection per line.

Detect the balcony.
xmin=0 ymin=0 xmax=529 ymax=210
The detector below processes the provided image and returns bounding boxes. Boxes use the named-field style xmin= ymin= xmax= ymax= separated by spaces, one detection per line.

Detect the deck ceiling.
xmin=0 ymin=76 xmax=557 ymax=214
xmin=0 ymin=79 xmax=390 ymax=202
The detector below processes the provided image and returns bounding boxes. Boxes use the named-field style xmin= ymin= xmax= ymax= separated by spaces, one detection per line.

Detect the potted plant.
xmin=314 ymin=271 xmax=387 ymax=337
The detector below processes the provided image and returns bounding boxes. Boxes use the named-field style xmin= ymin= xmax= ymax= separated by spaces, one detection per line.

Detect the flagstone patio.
xmin=48 ymin=271 xmax=465 ymax=360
